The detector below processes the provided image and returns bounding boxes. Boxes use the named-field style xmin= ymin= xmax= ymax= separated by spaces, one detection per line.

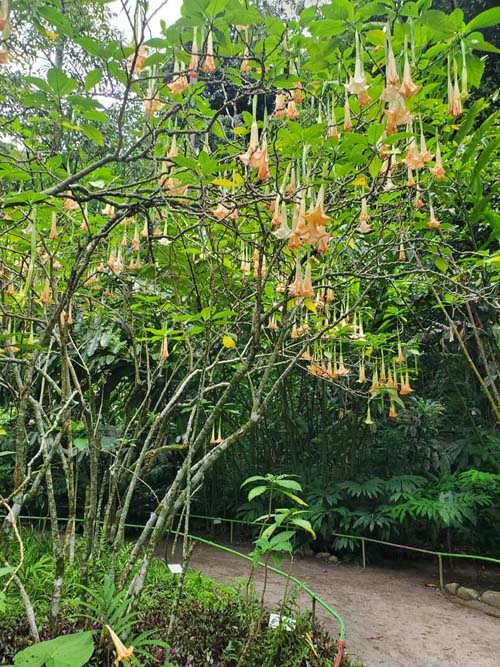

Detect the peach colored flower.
xmin=383 ymin=92 xmax=411 ymax=133
xmin=294 ymin=81 xmax=304 ymax=105
xmin=203 ymin=31 xmax=216 ymax=74
xmin=399 ymin=43 xmax=420 ymax=99
xmin=240 ymin=48 xmax=251 ymax=73
xmin=189 ymin=29 xmax=199 ymax=79
xmin=213 ymin=203 xmax=238 ymax=220
xmin=127 ymin=45 xmax=147 ymax=74
xmin=343 ymin=94 xmax=352 ymax=131
xmin=386 ymin=34 xmax=399 ymax=87
xmin=274 ymin=93 xmax=287 ymax=117
xmin=167 ymin=73 xmax=188 ymax=95
xmin=144 ymin=94 xmax=164 ymax=118
xmin=285 ymin=99 xmax=299 ymax=120
xmin=49 ymin=211 xmax=58 ymax=239
xmin=105 ymin=625 xmax=134 ymax=667
xmin=428 ymin=201 xmax=440 ymax=228
xmin=429 ymin=140 xmax=445 ymax=180
xmin=304 ymin=186 xmax=330 ymax=228
xmin=356 ymin=219 xmax=372 ymax=234
xmin=359 ymin=197 xmax=369 ymax=223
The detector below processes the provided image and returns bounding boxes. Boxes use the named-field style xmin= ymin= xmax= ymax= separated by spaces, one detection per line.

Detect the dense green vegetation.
xmin=0 ymin=0 xmax=499 ymax=664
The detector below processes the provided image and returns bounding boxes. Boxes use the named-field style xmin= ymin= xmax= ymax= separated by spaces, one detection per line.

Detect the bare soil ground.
xmin=160 ymin=537 xmax=500 ymax=667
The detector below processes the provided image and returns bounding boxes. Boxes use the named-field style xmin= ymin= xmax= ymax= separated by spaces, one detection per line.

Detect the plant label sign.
xmin=268 ymin=613 xmax=296 ymax=631
xmin=168 ymin=564 xmax=183 ymax=574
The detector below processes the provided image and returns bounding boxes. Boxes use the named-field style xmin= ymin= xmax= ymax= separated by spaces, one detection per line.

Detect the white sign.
xmin=268 ymin=613 xmax=296 ymax=631
xmin=168 ymin=564 xmax=183 ymax=574
xmin=213 ymin=519 xmax=222 ymax=525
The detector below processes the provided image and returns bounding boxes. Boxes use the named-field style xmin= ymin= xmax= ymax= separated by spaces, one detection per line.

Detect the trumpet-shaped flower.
xmin=399 ymin=42 xmax=420 ymax=99
xmin=429 ymin=140 xmax=445 ymax=180
xmin=203 ymin=31 xmax=216 ymax=73
xmin=273 ymin=202 xmax=292 ymax=240
xmin=127 ymin=45 xmax=147 ymax=74
xmin=304 ymin=186 xmax=330 ymax=228
xmin=427 ymin=200 xmax=440 ymax=229
xmin=189 ymin=29 xmax=199 ymax=78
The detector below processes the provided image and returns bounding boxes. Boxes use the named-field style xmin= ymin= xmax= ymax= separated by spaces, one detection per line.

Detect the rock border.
xmin=444 ymin=582 xmax=500 ymax=609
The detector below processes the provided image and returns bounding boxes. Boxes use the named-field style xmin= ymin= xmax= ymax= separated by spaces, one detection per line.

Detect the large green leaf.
xmin=466 ymin=7 xmax=500 ymax=32
xmin=47 ymin=68 xmax=78 ymax=97
xmin=13 ymin=632 xmax=94 ymax=667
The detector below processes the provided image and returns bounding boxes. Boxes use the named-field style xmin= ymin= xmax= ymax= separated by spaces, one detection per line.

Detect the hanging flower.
xmin=105 ymin=625 xmax=134 ymax=667
xmin=49 ymin=211 xmax=58 ymax=240
xmin=364 ymin=403 xmax=374 ymax=425
xmin=399 ymin=242 xmax=406 ymax=262
xmin=399 ymin=368 xmax=414 ymax=396
xmin=285 ymin=99 xmax=299 ymax=120
xmin=144 ymin=93 xmax=164 ymax=118
xmin=213 ymin=203 xmax=238 ymax=221
xmin=64 ymin=193 xmax=79 ymax=211
xmin=127 ymin=45 xmax=147 ymax=74
xmin=415 ymin=188 xmax=424 ymax=210
xmin=395 ymin=340 xmax=405 ymax=364
xmin=0 ymin=1 xmax=8 ymax=31
xmin=289 ymin=257 xmax=303 ymax=296
xmin=399 ymin=39 xmax=420 ymax=99
xmin=448 ymin=58 xmax=462 ymax=118
xmin=428 ymin=199 xmax=440 ymax=229
xmin=328 ymin=101 xmax=341 ymax=139
xmin=429 ymin=139 xmax=445 ymax=180
xmin=294 ymin=81 xmax=304 ymax=104
xmin=369 ymin=366 xmax=380 ymax=393
xmin=159 ymin=332 xmax=169 ymax=361
xmin=203 ymin=31 xmax=216 ymax=74
xmin=167 ymin=61 xmax=188 ymax=95
xmin=304 ymin=186 xmax=331 ymax=228
xmin=383 ymin=93 xmax=411 ymax=134
xmin=274 ymin=93 xmax=287 ymax=117
xmin=385 ymin=30 xmax=399 ymax=87
xmin=388 ymin=398 xmax=398 ymax=418
xmin=356 ymin=210 xmax=372 ymax=234
xmin=40 ymin=278 xmax=51 ymax=306
xmin=189 ymin=28 xmax=199 ymax=79
xmin=407 ymin=167 xmax=415 ymax=187
xmin=240 ymin=48 xmax=251 ymax=73
xmin=102 ymin=204 xmax=115 ymax=218
xmin=273 ymin=202 xmax=292 ymax=240
xmin=343 ymin=94 xmax=352 ymax=131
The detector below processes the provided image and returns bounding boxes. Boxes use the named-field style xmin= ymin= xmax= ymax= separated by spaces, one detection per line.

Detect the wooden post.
xmin=361 ymin=538 xmax=366 ymax=569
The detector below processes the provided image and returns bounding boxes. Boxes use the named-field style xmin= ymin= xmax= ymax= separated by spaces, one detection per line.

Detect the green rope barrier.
xmin=8 ymin=515 xmax=346 ymax=642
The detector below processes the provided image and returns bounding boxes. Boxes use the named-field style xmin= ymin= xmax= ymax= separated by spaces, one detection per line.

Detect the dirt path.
xmin=162 ymin=538 xmax=500 ymax=667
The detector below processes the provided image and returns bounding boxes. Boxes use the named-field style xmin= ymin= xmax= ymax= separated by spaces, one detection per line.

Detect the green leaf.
xmin=290 ymin=518 xmax=316 ymax=539
xmin=81 ymin=125 xmax=104 ymax=146
xmin=466 ymin=7 xmax=500 ymax=32
xmin=84 ymin=68 xmax=103 ymax=92
xmin=309 ymin=19 xmax=346 ymax=38
xmin=420 ymin=10 xmax=461 ymax=36
xmin=321 ymin=0 xmax=354 ymax=21
xmin=434 ymin=257 xmax=448 ymax=273
xmin=76 ymin=37 xmax=109 ymax=58
xmin=13 ymin=632 xmax=94 ymax=667
xmin=248 ymin=485 xmax=267 ymax=501
xmin=47 ymin=68 xmax=77 ymax=96
xmin=38 ymin=5 xmax=74 ymax=36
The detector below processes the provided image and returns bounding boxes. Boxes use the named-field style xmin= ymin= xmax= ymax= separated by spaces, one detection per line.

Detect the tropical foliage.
xmin=0 ymin=0 xmax=499 ymax=660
